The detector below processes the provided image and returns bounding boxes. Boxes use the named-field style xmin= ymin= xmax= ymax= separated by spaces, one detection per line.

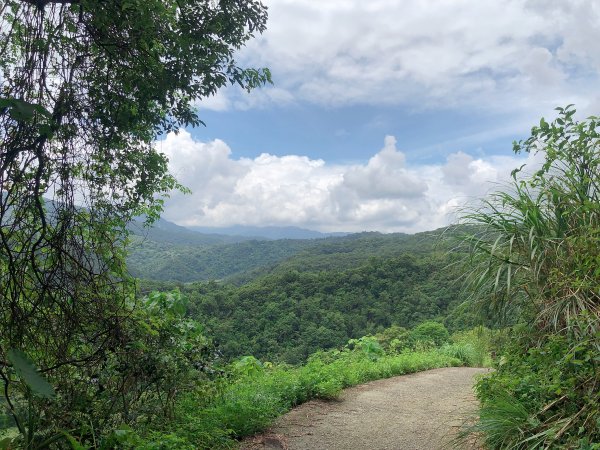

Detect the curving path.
xmin=241 ymin=367 xmax=488 ymax=450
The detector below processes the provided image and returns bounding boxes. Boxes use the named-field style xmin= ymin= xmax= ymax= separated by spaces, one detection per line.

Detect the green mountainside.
xmin=226 ymin=230 xmax=440 ymax=284
xmin=126 ymin=219 xmax=461 ymax=283
xmin=127 ymin=237 xmax=317 ymax=282
xmin=135 ymin=225 xmax=472 ymax=364
xmin=198 ymin=253 xmax=463 ymax=363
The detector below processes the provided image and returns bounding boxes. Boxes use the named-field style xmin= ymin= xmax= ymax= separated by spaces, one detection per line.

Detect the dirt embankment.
xmin=241 ymin=367 xmax=488 ymax=450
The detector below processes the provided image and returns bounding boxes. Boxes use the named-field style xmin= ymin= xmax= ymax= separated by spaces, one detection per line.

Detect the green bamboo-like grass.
xmin=458 ymin=106 xmax=600 ymax=448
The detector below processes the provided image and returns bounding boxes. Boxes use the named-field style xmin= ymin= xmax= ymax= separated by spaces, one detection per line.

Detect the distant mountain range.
xmin=125 ymin=216 xmax=457 ymax=283
xmin=187 ymin=225 xmax=349 ymax=240
xmin=127 ymin=218 xmax=257 ymax=246
xmin=129 ymin=218 xmax=348 ymax=242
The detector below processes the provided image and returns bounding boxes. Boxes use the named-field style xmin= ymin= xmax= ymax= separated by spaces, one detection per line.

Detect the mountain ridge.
xmin=187 ymin=224 xmax=349 ymax=240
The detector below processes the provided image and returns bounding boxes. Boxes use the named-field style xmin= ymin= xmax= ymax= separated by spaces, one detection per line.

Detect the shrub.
xmin=449 ymin=327 xmax=495 ymax=367
xmin=440 ymin=343 xmax=479 ymax=367
xmin=409 ymin=321 xmax=449 ymax=347
xmin=374 ymin=325 xmax=409 ymax=350
xmin=346 ymin=336 xmax=384 ymax=360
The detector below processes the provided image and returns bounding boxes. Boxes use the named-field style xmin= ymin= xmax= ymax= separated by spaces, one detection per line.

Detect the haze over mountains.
xmin=130 ymin=218 xmax=348 ymax=242
xmin=188 ymin=225 xmax=348 ymax=240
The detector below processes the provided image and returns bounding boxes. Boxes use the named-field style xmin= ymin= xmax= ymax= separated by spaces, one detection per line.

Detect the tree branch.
xmin=19 ymin=0 xmax=80 ymax=8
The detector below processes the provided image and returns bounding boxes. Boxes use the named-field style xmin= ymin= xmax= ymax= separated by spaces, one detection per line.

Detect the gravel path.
xmin=241 ymin=367 xmax=488 ymax=450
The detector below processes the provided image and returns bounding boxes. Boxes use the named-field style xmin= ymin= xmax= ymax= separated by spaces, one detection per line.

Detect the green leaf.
xmin=0 ymin=97 xmax=52 ymax=122
xmin=62 ymin=432 xmax=88 ymax=450
xmin=7 ymin=349 xmax=55 ymax=398
xmin=0 ymin=437 xmax=15 ymax=450
xmin=171 ymin=295 xmax=187 ymax=317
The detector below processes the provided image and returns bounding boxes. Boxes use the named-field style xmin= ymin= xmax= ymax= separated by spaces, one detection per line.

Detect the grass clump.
xmin=441 ymin=326 xmax=496 ymax=367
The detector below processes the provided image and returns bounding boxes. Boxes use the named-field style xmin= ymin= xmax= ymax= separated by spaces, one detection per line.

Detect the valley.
xmin=130 ymin=221 xmax=475 ymax=363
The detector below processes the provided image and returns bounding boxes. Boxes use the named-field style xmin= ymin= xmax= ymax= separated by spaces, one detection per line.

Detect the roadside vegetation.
xmin=459 ymin=107 xmax=600 ymax=448
xmin=144 ymin=344 xmax=462 ymax=449
xmin=0 ymin=285 xmax=489 ymax=448
xmin=65 ymin=316 xmax=489 ymax=449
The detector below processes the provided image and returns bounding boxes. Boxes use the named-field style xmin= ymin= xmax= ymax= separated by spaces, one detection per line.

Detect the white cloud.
xmin=159 ymin=131 xmax=541 ymax=233
xmin=339 ymin=136 xmax=426 ymax=199
xmin=212 ymin=0 xmax=600 ymax=114
xmin=442 ymin=151 xmax=475 ymax=186
xmin=196 ymin=90 xmax=231 ymax=112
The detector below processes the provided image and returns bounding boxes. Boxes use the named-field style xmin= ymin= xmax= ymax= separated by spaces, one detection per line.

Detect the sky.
xmin=159 ymin=0 xmax=600 ymax=233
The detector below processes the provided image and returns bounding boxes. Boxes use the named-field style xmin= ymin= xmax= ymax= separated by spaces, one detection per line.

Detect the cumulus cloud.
xmin=159 ymin=132 xmax=541 ymax=233
xmin=340 ymin=136 xmax=426 ymax=199
xmin=212 ymin=0 xmax=600 ymax=115
xmin=442 ymin=152 xmax=475 ymax=186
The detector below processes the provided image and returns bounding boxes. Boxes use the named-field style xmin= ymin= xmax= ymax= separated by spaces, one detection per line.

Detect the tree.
xmin=408 ymin=321 xmax=449 ymax=347
xmin=0 ymin=0 xmax=270 ymax=443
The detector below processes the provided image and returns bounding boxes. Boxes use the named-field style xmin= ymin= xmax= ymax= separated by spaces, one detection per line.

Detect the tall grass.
xmin=458 ymin=107 xmax=600 ymax=448
xmin=441 ymin=327 xmax=496 ymax=368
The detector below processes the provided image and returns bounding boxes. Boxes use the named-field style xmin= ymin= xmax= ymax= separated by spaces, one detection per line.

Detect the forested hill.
xmin=132 ymin=223 xmax=474 ymax=363
xmin=227 ymin=230 xmax=443 ymax=284
xmin=126 ymin=219 xmax=459 ymax=283
xmin=141 ymin=250 xmax=466 ymax=364
xmin=127 ymin=236 xmax=317 ymax=282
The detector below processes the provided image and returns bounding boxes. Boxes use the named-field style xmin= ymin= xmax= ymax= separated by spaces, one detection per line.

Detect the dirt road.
xmin=241 ymin=367 xmax=488 ymax=450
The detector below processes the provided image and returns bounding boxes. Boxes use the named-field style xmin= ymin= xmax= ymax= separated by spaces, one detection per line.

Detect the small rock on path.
xmin=241 ymin=367 xmax=489 ymax=450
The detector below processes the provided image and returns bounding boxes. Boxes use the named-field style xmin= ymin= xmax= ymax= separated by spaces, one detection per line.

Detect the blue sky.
xmin=161 ymin=0 xmax=600 ymax=233
xmin=190 ymin=104 xmax=523 ymax=164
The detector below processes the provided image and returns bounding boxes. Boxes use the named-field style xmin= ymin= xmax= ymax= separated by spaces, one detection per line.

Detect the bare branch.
xmin=18 ymin=0 xmax=79 ymax=8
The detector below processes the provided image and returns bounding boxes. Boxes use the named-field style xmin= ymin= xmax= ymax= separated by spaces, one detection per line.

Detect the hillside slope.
xmin=128 ymin=225 xmax=458 ymax=283
xmin=127 ymin=237 xmax=317 ymax=282
xmin=154 ymin=250 xmax=464 ymax=363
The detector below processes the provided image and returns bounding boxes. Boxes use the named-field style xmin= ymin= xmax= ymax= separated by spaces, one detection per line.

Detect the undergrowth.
xmin=459 ymin=326 xmax=600 ymax=450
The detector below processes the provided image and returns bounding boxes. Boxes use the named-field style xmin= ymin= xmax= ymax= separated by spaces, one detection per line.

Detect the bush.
xmin=0 ymin=290 xmax=218 ymax=449
xmin=440 ymin=343 xmax=479 ymax=367
xmin=470 ymin=329 xmax=599 ymax=448
xmin=448 ymin=327 xmax=496 ymax=367
xmin=346 ymin=336 xmax=384 ymax=360
xmin=409 ymin=321 xmax=449 ymax=347
xmin=374 ymin=325 xmax=409 ymax=350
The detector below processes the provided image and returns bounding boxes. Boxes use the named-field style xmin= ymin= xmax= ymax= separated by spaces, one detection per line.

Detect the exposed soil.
xmin=240 ymin=367 xmax=489 ymax=450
